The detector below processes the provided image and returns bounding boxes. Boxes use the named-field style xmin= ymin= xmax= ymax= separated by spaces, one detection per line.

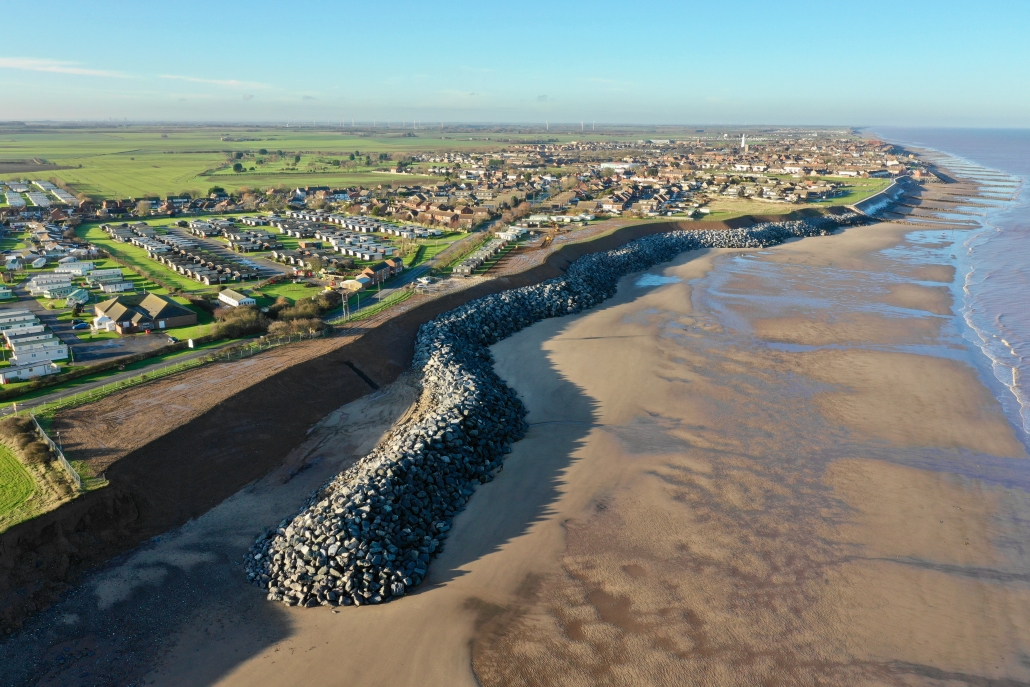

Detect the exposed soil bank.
xmin=0 ymin=214 xmax=832 ymax=633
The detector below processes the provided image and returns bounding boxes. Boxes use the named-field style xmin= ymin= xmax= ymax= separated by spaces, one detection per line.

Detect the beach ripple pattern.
xmin=245 ymin=213 xmax=863 ymax=608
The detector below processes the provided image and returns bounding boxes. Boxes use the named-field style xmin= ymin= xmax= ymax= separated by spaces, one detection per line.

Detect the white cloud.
xmin=160 ymin=74 xmax=267 ymax=89
xmin=0 ymin=57 xmax=125 ymax=77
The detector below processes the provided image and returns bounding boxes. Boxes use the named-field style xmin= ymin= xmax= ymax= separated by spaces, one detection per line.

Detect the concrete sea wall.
xmin=852 ymin=178 xmax=908 ymax=216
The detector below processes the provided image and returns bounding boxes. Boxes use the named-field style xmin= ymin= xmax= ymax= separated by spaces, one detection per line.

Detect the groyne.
xmin=246 ymin=212 xmax=864 ymax=608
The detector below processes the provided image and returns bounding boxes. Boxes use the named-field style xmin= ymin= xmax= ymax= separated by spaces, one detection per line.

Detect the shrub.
xmin=212 ymin=306 xmax=270 ymax=338
xmin=267 ymin=318 xmax=327 ymax=337
xmin=265 ymin=296 xmax=292 ymax=319
xmin=315 ymin=289 xmax=342 ymax=311
xmin=276 ymin=298 xmax=320 ymax=321
xmin=0 ymin=417 xmax=53 ymax=465
xmin=188 ymin=297 xmax=216 ymax=316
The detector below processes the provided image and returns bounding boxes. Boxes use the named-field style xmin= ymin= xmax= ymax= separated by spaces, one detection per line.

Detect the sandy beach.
xmin=129 ymin=215 xmax=1028 ymax=686
xmin=6 ymin=213 xmax=1027 ymax=687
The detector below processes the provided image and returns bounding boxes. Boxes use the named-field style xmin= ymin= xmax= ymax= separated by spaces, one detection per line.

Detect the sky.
xmin=1 ymin=0 xmax=1028 ymax=126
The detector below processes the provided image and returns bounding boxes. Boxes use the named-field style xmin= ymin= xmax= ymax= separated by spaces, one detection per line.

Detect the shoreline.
xmin=138 ymin=209 xmax=1030 ymax=687
xmin=0 ymin=216 xmax=699 ymax=632
xmin=4 ymin=145 xmax=1025 ymax=683
xmin=885 ymin=141 xmax=1029 ymax=441
xmin=0 ymin=209 xmax=856 ymax=635
xmin=245 ymin=213 xmax=864 ymax=611
xmin=469 ymin=218 xmax=1030 ymax=684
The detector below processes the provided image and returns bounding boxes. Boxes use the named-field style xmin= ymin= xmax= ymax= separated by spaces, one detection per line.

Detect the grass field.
xmin=810 ymin=176 xmax=892 ymax=204
xmin=413 ymin=236 xmax=461 ymax=266
xmin=699 ymin=178 xmax=892 ymax=221
xmin=0 ymin=444 xmax=34 ymax=521
xmin=0 ymin=126 xmax=613 ymax=200
xmin=702 ymin=198 xmax=799 ymax=221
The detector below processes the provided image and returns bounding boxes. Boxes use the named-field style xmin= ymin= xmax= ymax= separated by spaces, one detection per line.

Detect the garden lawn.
xmin=254 ymin=280 xmax=323 ymax=304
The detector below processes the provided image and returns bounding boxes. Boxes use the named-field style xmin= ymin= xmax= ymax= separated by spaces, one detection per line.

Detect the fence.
xmin=326 ymin=289 xmax=413 ymax=325
xmin=28 ymin=413 xmax=82 ymax=492
xmin=22 ymin=328 xmax=331 ymax=420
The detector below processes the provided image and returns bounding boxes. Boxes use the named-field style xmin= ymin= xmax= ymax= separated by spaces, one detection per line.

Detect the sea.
xmin=874 ymin=128 xmax=1030 ymax=441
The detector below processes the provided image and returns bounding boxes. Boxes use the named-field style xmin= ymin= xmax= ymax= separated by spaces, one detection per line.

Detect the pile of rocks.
xmin=245 ymin=213 xmax=862 ymax=607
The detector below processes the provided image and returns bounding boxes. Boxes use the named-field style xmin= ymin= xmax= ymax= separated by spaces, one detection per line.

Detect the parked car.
xmin=166 ymin=336 xmax=179 ymax=343
xmin=72 ymin=322 xmax=89 ymax=330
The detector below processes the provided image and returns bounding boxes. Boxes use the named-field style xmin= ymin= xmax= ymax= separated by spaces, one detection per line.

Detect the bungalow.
xmin=0 ymin=286 xmax=12 ymax=300
xmin=218 ymin=289 xmax=256 ymax=308
xmin=2 ymin=324 xmax=45 ymax=341
xmin=54 ymin=261 xmax=94 ymax=275
xmin=5 ymin=329 xmax=53 ymax=346
xmin=43 ymin=284 xmax=78 ymax=299
xmin=28 ymin=273 xmax=72 ymax=288
xmin=0 ymin=360 xmax=60 ymax=384
xmin=65 ymin=288 xmax=91 ymax=307
xmin=94 ymin=293 xmax=198 ymax=334
xmin=87 ymin=269 xmax=125 ymax=285
xmin=10 ymin=339 xmax=69 ymax=363
xmin=0 ymin=317 xmax=40 ymax=332
xmin=100 ymin=281 xmax=135 ymax=294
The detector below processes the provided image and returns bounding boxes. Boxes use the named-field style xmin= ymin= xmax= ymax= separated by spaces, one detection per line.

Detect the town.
xmin=0 ymin=126 xmax=922 ymax=396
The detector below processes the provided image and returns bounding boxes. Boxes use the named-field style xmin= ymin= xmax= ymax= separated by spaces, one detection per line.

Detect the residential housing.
xmin=94 ymin=293 xmax=198 ymax=334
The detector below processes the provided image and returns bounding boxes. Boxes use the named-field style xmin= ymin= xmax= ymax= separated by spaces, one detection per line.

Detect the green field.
xmin=810 ymin=176 xmax=892 ymax=205
xmin=0 ymin=126 xmax=615 ymax=200
xmin=0 ymin=444 xmax=34 ymax=521
xmin=699 ymin=177 xmax=891 ymax=221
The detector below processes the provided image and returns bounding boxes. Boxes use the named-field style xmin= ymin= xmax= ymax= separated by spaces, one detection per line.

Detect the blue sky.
xmin=1 ymin=0 xmax=1027 ymax=125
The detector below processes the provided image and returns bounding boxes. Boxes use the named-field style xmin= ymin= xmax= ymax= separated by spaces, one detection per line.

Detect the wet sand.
xmin=9 ymin=216 xmax=1027 ymax=686
xmin=135 ymin=219 xmax=1030 ymax=686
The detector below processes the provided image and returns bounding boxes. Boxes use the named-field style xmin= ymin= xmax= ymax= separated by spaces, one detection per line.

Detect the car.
xmin=72 ymin=322 xmax=89 ymax=330
xmin=166 ymin=336 xmax=179 ymax=343
xmin=70 ymin=318 xmax=83 ymax=325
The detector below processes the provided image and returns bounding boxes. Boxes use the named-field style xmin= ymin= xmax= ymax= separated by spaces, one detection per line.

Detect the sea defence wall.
xmin=0 ymin=217 xmax=738 ymax=632
xmin=852 ymin=178 xmax=908 ymax=216
xmin=246 ymin=213 xmax=864 ymax=608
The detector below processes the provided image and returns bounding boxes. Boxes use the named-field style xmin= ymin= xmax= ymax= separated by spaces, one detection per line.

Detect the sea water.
xmin=876 ymin=128 xmax=1030 ymax=438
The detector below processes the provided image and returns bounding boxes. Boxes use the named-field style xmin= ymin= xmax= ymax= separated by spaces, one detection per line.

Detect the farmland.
xmin=0 ymin=126 xmax=605 ymax=199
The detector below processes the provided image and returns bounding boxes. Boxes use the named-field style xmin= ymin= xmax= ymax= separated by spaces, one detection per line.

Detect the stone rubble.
xmin=245 ymin=214 xmax=863 ymax=608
